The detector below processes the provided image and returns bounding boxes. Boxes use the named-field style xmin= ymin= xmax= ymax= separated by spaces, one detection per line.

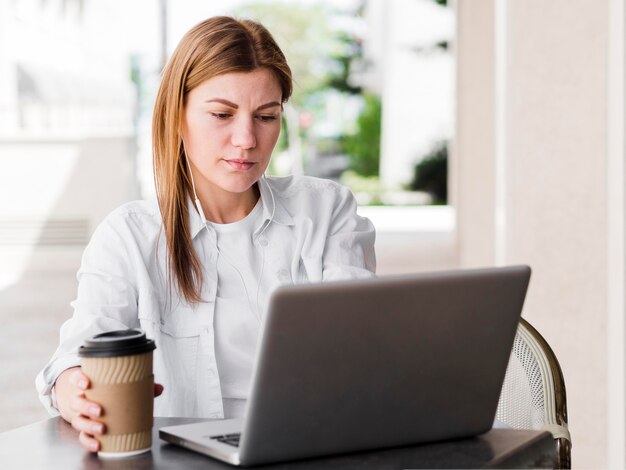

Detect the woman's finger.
xmin=71 ymin=414 xmax=105 ymax=437
xmin=78 ymin=430 xmax=101 ymax=453
xmin=68 ymin=369 xmax=90 ymax=391
xmin=69 ymin=394 xmax=102 ymax=418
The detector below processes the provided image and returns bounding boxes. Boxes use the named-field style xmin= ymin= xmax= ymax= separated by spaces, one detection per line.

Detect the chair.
xmin=496 ymin=318 xmax=572 ymax=469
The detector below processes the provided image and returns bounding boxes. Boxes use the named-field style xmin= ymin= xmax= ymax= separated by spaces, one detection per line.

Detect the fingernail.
xmin=90 ymin=441 xmax=98 ymax=451
xmin=78 ymin=378 xmax=88 ymax=389
xmin=89 ymin=405 xmax=101 ymax=417
xmin=91 ymin=423 xmax=103 ymax=434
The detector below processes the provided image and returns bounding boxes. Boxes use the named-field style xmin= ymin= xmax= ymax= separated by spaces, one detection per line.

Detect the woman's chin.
xmin=219 ymin=179 xmax=259 ymax=195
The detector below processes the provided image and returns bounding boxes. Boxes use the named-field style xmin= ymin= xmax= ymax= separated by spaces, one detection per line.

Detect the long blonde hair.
xmin=152 ymin=16 xmax=292 ymax=304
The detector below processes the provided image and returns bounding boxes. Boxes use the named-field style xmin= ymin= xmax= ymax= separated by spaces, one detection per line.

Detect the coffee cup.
xmin=78 ymin=329 xmax=156 ymax=458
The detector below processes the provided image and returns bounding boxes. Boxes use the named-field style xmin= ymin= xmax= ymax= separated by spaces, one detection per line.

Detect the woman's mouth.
xmin=225 ymin=159 xmax=256 ymax=171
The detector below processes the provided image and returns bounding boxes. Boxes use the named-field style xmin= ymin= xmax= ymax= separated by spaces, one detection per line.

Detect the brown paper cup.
xmin=79 ymin=330 xmax=156 ymax=458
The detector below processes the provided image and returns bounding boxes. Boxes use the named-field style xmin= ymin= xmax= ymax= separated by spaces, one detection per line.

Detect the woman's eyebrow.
xmin=204 ymin=99 xmax=281 ymax=111
xmin=256 ymin=101 xmax=281 ymax=111
xmin=205 ymin=98 xmax=238 ymax=108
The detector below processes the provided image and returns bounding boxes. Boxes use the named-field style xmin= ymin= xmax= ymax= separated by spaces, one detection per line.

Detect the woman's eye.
xmin=257 ymin=114 xmax=278 ymax=122
xmin=211 ymin=113 xmax=231 ymax=120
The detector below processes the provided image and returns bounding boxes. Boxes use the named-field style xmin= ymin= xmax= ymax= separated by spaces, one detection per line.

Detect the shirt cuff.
xmin=35 ymin=354 xmax=82 ymax=416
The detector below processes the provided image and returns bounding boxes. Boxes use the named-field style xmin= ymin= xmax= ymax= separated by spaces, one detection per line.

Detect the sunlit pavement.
xmin=0 ymin=269 xmax=78 ymax=432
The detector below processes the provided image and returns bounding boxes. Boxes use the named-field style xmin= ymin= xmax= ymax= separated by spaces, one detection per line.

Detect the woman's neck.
xmin=196 ymin=184 xmax=260 ymax=224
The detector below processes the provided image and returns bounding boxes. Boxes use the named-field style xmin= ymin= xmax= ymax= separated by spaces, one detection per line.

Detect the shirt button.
xmin=259 ymin=239 xmax=268 ymax=247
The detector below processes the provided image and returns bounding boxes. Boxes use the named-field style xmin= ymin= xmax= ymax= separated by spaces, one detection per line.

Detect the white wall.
xmin=455 ymin=0 xmax=622 ymax=467
xmin=359 ymin=206 xmax=458 ymax=275
xmin=453 ymin=0 xmax=496 ymax=267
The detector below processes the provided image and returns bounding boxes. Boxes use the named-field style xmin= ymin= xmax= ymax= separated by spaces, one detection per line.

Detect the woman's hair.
xmin=152 ymin=16 xmax=292 ymax=304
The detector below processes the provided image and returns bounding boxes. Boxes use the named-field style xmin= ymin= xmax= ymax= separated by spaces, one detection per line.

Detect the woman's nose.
xmin=231 ymin=117 xmax=257 ymax=150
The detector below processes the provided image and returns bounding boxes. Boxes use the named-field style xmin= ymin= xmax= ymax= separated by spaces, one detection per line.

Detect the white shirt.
xmin=36 ymin=175 xmax=376 ymax=419
xmin=211 ymin=198 xmax=265 ymax=418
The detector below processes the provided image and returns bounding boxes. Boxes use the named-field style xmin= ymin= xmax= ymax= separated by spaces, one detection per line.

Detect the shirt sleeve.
xmin=35 ymin=214 xmax=141 ymax=415
xmin=322 ymin=184 xmax=376 ymax=281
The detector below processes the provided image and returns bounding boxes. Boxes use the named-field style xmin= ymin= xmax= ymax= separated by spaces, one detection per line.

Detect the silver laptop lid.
xmin=238 ymin=265 xmax=531 ymax=466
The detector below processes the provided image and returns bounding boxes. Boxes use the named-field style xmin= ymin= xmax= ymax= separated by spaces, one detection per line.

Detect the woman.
xmin=36 ymin=16 xmax=375 ymax=453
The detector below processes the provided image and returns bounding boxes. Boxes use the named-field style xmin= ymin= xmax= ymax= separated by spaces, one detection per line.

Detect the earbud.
xmin=194 ymin=197 xmax=207 ymax=225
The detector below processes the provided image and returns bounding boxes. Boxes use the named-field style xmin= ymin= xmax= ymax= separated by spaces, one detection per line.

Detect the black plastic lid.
xmin=78 ymin=329 xmax=156 ymax=358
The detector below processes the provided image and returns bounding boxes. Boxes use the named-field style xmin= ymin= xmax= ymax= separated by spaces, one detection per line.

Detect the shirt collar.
xmin=257 ymin=176 xmax=294 ymax=229
xmin=187 ymin=177 xmax=294 ymax=240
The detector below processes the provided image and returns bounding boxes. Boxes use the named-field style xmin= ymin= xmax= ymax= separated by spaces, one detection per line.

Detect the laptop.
xmin=159 ymin=265 xmax=531 ymax=466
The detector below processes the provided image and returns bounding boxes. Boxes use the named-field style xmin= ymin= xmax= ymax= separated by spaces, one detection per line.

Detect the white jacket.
xmin=36 ymin=175 xmax=376 ymax=418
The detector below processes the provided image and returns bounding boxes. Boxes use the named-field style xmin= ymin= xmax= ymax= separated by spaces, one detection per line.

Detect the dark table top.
xmin=0 ymin=417 xmax=555 ymax=469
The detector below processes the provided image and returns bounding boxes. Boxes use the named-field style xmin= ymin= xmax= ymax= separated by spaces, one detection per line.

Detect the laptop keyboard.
xmin=211 ymin=433 xmax=241 ymax=447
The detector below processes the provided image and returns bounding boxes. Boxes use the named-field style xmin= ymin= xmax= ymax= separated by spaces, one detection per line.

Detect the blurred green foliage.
xmin=409 ymin=141 xmax=448 ymax=204
xmin=341 ymin=170 xmax=384 ymax=197
xmin=325 ymin=31 xmax=363 ymax=95
xmin=342 ymin=94 xmax=382 ymax=177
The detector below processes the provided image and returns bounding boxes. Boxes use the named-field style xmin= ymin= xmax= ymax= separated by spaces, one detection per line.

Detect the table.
xmin=0 ymin=417 xmax=556 ymax=469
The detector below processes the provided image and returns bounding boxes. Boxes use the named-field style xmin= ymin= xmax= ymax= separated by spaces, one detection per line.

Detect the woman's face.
xmin=182 ymin=68 xmax=283 ymax=199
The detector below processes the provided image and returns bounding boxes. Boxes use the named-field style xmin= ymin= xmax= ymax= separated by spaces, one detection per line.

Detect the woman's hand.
xmin=54 ymin=367 xmax=164 ymax=452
